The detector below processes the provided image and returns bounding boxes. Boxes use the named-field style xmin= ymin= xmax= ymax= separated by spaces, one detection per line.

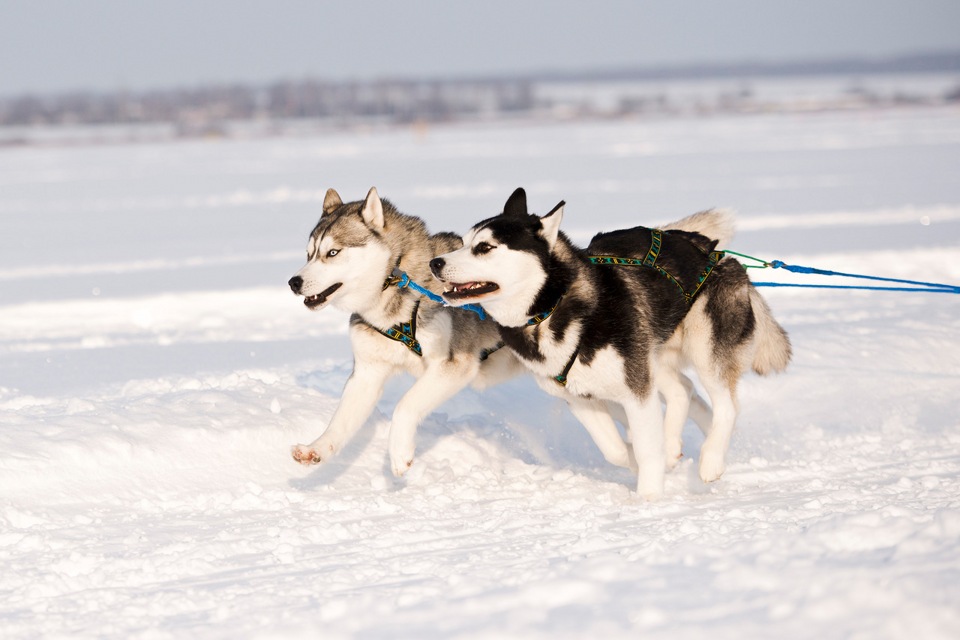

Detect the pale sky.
xmin=3 ymin=0 xmax=959 ymax=96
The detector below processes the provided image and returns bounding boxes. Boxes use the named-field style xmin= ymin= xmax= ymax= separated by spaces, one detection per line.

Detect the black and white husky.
xmin=431 ymin=188 xmax=791 ymax=499
xmin=287 ymin=187 xmax=525 ymax=475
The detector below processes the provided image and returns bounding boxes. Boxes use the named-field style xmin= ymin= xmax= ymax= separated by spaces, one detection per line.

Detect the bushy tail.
xmin=749 ymin=288 xmax=792 ymax=374
xmin=662 ymin=208 xmax=736 ymax=247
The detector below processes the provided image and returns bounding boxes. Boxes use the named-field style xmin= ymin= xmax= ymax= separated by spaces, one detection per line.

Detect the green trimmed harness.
xmin=358 ymin=259 xmax=426 ymax=357
xmin=362 ymin=299 xmax=423 ymax=357
xmin=478 ymin=295 xmax=563 ymax=362
xmin=550 ymin=228 xmax=725 ymax=387
xmin=587 ymin=228 xmax=725 ymax=306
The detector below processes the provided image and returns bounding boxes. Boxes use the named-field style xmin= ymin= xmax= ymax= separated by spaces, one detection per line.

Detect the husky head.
xmin=430 ymin=188 xmax=565 ymax=326
xmin=288 ymin=187 xmax=394 ymax=313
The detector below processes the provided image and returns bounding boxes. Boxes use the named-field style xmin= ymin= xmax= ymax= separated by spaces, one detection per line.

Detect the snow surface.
xmin=1 ymin=106 xmax=959 ymax=639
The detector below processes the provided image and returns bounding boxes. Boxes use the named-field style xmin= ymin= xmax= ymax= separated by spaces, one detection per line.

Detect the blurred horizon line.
xmin=2 ymin=49 xmax=959 ymax=147
xmin=5 ymin=49 xmax=959 ymax=101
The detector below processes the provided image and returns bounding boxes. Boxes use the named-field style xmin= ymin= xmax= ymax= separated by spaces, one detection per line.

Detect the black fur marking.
xmin=494 ymin=220 xmax=724 ymax=396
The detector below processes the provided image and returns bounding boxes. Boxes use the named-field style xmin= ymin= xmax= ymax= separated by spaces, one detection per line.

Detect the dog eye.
xmin=474 ymin=242 xmax=494 ymax=255
xmin=326 ymin=249 xmax=340 ymax=258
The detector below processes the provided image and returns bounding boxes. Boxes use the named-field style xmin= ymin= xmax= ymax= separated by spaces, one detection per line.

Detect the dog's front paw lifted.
xmin=292 ymin=443 xmax=334 ymax=465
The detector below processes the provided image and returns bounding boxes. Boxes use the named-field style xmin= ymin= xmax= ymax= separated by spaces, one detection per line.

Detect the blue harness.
xmin=365 ymin=265 xmax=490 ymax=358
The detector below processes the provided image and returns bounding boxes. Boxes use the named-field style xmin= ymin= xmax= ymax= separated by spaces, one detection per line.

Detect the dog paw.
xmin=636 ymin=464 xmax=665 ymax=501
xmin=291 ymin=443 xmax=335 ymax=465
xmin=390 ymin=455 xmax=414 ymax=478
xmin=389 ymin=436 xmax=416 ymax=478
xmin=637 ymin=482 xmax=664 ymax=502
xmin=603 ymin=445 xmax=635 ymax=470
xmin=698 ymin=449 xmax=726 ymax=483
xmin=665 ymin=439 xmax=684 ymax=471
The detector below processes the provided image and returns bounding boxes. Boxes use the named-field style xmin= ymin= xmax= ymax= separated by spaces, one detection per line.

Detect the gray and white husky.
xmin=288 ymin=187 xmax=532 ymax=476
xmin=290 ymin=187 xmax=680 ymax=480
xmin=431 ymin=188 xmax=791 ymax=499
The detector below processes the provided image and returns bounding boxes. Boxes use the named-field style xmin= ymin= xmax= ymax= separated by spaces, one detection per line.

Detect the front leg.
xmin=388 ymin=358 xmax=479 ymax=476
xmin=622 ymin=393 xmax=666 ymax=500
xmin=292 ymin=362 xmax=393 ymax=465
xmin=567 ymin=397 xmax=634 ymax=469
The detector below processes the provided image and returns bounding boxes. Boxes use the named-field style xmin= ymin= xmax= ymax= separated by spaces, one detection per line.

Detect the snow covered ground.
xmin=2 ymin=106 xmax=959 ymax=639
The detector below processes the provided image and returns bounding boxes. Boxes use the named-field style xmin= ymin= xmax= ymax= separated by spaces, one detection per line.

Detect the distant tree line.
xmin=1 ymin=52 xmax=957 ymax=134
xmin=0 ymin=79 xmax=535 ymax=130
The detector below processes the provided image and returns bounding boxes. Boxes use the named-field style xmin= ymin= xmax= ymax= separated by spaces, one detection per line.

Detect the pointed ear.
xmin=360 ymin=186 xmax=385 ymax=230
xmin=322 ymin=188 xmax=343 ymax=216
xmin=539 ymin=200 xmax=565 ymax=248
xmin=503 ymin=188 xmax=528 ymax=217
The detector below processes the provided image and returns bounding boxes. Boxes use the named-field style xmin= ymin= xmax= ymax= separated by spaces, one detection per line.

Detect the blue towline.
xmin=391 ymin=250 xmax=960 ymax=330
xmin=391 ymin=268 xmax=488 ymax=319
xmin=723 ymin=251 xmax=960 ymax=294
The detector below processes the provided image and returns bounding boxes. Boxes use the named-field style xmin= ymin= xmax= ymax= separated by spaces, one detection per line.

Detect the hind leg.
xmin=688 ymin=388 xmax=713 ymax=437
xmin=568 ymin=398 xmax=634 ymax=469
xmin=696 ymin=372 xmax=739 ymax=483
xmin=610 ymin=373 xmax=713 ymax=467
xmin=656 ymin=366 xmax=693 ymax=470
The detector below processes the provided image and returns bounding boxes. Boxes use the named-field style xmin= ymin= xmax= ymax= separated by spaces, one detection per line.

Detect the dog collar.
xmin=524 ymin=294 xmax=564 ymax=327
xmin=381 ymin=255 xmax=404 ymax=290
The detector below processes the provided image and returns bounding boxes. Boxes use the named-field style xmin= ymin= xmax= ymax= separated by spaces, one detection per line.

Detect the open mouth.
xmin=304 ymin=282 xmax=343 ymax=309
xmin=443 ymin=281 xmax=499 ymax=301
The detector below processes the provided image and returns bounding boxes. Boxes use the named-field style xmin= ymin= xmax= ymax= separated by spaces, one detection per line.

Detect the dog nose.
xmin=429 ymin=257 xmax=445 ymax=278
xmin=288 ymin=275 xmax=303 ymax=294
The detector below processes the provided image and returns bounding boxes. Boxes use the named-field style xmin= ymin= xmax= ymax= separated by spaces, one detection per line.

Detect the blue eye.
xmin=327 ymin=249 xmax=340 ymax=258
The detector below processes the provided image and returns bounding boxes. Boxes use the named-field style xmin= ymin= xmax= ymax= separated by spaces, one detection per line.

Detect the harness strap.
xmin=377 ymin=256 xmax=494 ymax=357
xmin=687 ymin=250 xmax=725 ymax=302
xmin=553 ymin=346 xmax=579 ymax=387
xmin=587 ymin=228 xmax=724 ymax=305
xmin=516 ymin=294 xmax=580 ymax=387
xmin=525 ymin=295 xmax=563 ymax=326
xmin=643 ymin=228 xmax=663 ymax=267
xmin=363 ymin=300 xmax=423 ymax=357
xmin=392 ymin=268 xmax=487 ymax=320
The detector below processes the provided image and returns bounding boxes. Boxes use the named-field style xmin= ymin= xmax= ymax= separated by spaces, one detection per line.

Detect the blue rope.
xmin=393 ymin=270 xmax=487 ymax=319
xmin=723 ymin=251 xmax=960 ymax=294
xmin=751 ymin=282 xmax=960 ymax=293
